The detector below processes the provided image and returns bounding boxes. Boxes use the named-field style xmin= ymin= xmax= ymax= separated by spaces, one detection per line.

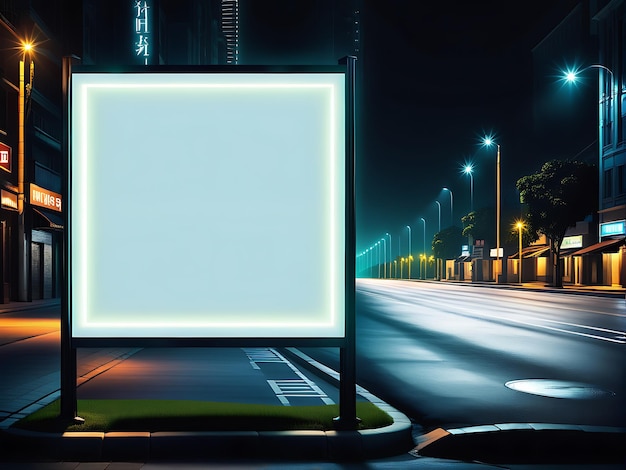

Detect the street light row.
xmin=359 ymin=134 xmax=501 ymax=281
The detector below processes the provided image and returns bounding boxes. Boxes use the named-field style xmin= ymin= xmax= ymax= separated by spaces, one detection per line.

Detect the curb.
xmin=412 ymin=423 xmax=626 ymax=464
xmin=0 ymin=348 xmax=414 ymax=462
xmin=0 ymin=427 xmax=405 ymax=461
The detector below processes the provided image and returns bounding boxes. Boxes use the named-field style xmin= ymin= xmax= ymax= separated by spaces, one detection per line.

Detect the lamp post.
xmin=443 ymin=187 xmax=453 ymax=226
xmin=18 ymin=42 xmax=34 ymax=301
xmin=406 ymin=225 xmax=412 ymax=279
xmin=564 ymin=64 xmax=616 ymax=210
xmin=434 ymin=201 xmax=441 ymax=232
xmin=385 ymin=232 xmax=392 ymax=278
xmin=483 ymin=137 xmax=501 ymax=284
xmin=380 ymin=238 xmax=387 ymax=279
xmin=516 ymin=221 xmax=524 ymax=284
xmin=420 ymin=217 xmax=426 ymax=279
xmin=376 ymin=241 xmax=381 ymax=278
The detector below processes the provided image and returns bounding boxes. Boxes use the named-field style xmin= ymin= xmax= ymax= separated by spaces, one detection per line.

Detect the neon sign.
xmin=133 ymin=1 xmax=150 ymax=65
xmin=600 ymin=220 xmax=626 ymax=238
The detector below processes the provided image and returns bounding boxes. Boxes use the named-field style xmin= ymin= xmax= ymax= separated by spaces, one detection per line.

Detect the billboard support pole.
xmin=61 ymin=55 xmax=81 ymax=423
xmin=334 ymin=55 xmax=359 ymax=430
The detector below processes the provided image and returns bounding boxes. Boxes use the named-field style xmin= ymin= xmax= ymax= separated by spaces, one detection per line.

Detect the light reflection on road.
xmin=324 ymin=280 xmax=626 ymax=428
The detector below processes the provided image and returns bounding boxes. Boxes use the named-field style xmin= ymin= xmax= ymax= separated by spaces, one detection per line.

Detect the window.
xmin=604 ymin=168 xmax=613 ymax=198
xmin=618 ymin=165 xmax=625 ymax=195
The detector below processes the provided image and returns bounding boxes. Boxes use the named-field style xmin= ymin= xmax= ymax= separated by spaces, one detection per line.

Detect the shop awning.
xmin=509 ymin=245 xmax=550 ymax=259
xmin=570 ymin=238 xmax=624 ymax=256
xmin=32 ymin=208 xmax=63 ymax=230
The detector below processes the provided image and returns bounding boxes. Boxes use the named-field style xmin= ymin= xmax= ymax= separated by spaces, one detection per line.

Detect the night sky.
xmin=352 ymin=0 xmax=592 ymax=257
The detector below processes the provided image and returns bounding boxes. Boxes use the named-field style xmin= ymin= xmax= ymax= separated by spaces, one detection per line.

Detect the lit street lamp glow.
xmin=406 ymin=225 xmax=412 ymax=279
xmin=482 ymin=136 xmax=501 ymax=284
xmin=17 ymin=41 xmax=35 ymax=301
xmin=515 ymin=221 xmax=524 ymax=284
xmin=385 ymin=232 xmax=392 ymax=277
xmin=462 ymin=163 xmax=474 ymax=213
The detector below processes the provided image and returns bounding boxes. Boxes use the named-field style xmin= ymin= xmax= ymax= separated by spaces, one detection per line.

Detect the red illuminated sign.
xmin=0 ymin=142 xmax=11 ymax=173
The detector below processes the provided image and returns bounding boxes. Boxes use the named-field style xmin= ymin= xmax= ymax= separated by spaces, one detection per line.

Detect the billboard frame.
xmin=61 ymin=57 xmax=357 ymax=426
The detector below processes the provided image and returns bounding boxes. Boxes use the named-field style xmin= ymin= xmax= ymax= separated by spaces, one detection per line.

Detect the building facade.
xmin=0 ymin=0 xmax=78 ymax=302
xmin=531 ymin=0 xmax=625 ymax=287
xmin=594 ymin=0 xmax=626 ymax=286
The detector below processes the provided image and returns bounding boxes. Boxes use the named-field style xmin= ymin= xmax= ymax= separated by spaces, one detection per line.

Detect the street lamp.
xmin=563 ymin=64 xmax=616 ymax=206
xmin=420 ymin=217 xmax=426 ymax=279
xmin=406 ymin=225 xmax=412 ymax=279
xmin=18 ymin=41 xmax=34 ymax=301
xmin=443 ymin=187 xmax=453 ymax=226
xmin=376 ymin=241 xmax=381 ymax=278
xmin=385 ymin=232 xmax=392 ymax=277
xmin=434 ymin=201 xmax=441 ymax=232
xmin=515 ymin=221 xmax=524 ymax=284
xmin=380 ymin=237 xmax=387 ymax=279
xmin=482 ymin=136 xmax=501 ymax=284
xmin=564 ymin=64 xmax=615 ymax=95
xmin=462 ymin=163 xmax=474 ymax=213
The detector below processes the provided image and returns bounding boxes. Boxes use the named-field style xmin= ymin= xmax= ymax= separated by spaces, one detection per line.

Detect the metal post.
xmin=61 ymin=55 xmax=81 ymax=422
xmin=496 ymin=144 xmax=501 ymax=283
xmin=406 ymin=225 xmax=411 ymax=279
xmin=518 ymin=223 xmax=523 ymax=284
xmin=17 ymin=58 xmax=27 ymax=301
xmin=335 ymin=55 xmax=359 ymax=430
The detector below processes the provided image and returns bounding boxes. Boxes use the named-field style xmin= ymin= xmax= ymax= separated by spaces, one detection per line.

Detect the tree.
xmin=432 ymin=226 xmax=464 ymax=260
xmin=461 ymin=207 xmax=495 ymax=244
xmin=516 ymin=159 xmax=598 ymax=287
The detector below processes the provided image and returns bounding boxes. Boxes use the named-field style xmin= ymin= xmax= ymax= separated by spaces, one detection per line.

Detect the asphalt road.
xmin=303 ymin=279 xmax=626 ymax=430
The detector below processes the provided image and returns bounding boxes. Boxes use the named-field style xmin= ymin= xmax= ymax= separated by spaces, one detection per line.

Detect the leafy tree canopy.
xmin=433 ymin=226 xmax=464 ymax=260
xmin=461 ymin=207 xmax=495 ymax=244
xmin=516 ymin=159 xmax=598 ymax=286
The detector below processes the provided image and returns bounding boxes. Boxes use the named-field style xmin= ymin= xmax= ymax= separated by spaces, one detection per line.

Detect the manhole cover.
xmin=505 ymin=379 xmax=615 ymax=399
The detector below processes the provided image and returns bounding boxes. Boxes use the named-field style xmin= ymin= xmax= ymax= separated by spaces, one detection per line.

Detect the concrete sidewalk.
xmin=0 ymin=299 xmax=416 ymax=462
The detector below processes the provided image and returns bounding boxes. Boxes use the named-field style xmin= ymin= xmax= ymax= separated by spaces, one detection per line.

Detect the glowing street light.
xmin=563 ymin=64 xmax=614 ymax=92
xmin=376 ymin=241 xmax=381 ymax=278
xmin=420 ymin=217 xmax=426 ymax=253
xmin=563 ymin=64 xmax=616 ymax=205
xmin=482 ymin=136 xmax=501 ymax=284
xmin=462 ymin=163 xmax=474 ymax=213
xmin=18 ymin=41 xmax=34 ymax=301
xmin=380 ymin=237 xmax=387 ymax=279
xmin=406 ymin=225 xmax=412 ymax=279
xmin=443 ymin=187 xmax=453 ymax=226
xmin=385 ymin=232 xmax=392 ymax=279
xmin=515 ymin=220 xmax=524 ymax=284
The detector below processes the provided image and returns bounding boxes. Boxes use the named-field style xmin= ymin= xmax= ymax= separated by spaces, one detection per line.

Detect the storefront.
xmin=0 ymin=188 xmax=18 ymax=303
xmin=571 ymin=234 xmax=625 ymax=287
xmin=29 ymin=184 xmax=63 ymax=300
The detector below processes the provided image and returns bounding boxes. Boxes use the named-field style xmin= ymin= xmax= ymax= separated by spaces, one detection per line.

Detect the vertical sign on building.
xmin=134 ymin=1 xmax=150 ymax=65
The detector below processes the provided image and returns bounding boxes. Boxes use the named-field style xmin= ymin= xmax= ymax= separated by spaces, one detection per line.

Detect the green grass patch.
xmin=14 ymin=400 xmax=393 ymax=433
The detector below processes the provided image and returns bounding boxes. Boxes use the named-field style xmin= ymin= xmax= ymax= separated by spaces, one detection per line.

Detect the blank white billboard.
xmin=70 ymin=70 xmax=346 ymax=339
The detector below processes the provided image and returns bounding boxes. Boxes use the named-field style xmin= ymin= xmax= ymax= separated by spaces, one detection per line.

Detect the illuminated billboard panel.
xmin=70 ymin=71 xmax=346 ymax=339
